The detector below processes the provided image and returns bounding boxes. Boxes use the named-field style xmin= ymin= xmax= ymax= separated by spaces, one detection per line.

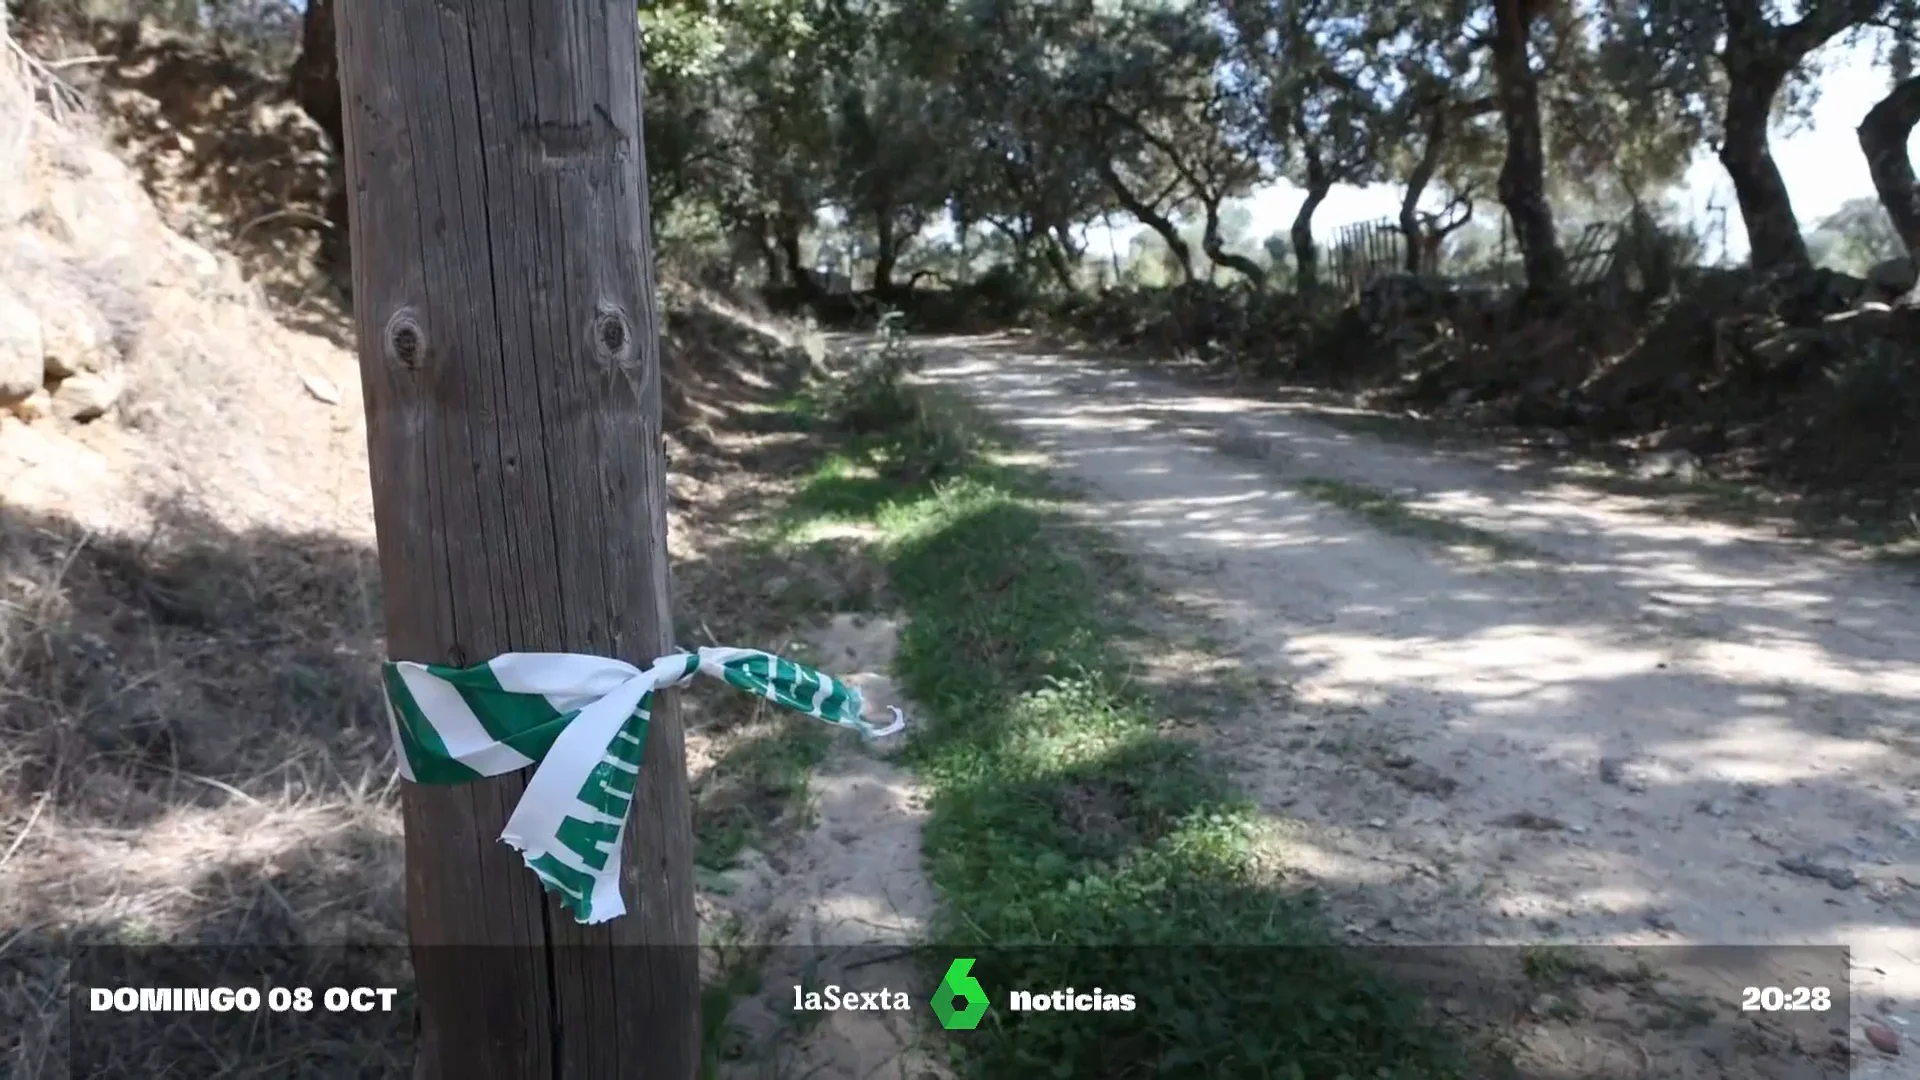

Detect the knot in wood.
xmin=385 ymin=309 xmax=427 ymax=369
xmin=593 ymin=306 xmax=633 ymax=365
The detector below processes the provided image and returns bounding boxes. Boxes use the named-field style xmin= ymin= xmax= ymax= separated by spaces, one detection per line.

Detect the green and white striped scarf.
xmin=382 ymin=647 xmax=903 ymax=924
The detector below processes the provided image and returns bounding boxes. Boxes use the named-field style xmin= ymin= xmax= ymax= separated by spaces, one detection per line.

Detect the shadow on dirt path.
xmin=916 ymin=333 xmax=1920 ymax=1077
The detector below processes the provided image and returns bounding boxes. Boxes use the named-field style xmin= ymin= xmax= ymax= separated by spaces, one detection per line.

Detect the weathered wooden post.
xmin=334 ymin=2 xmax=697 ymax=1076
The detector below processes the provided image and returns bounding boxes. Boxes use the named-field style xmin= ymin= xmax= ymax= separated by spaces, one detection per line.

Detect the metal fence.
xmin=1328 ymin=218 xmax=1412 ymax=300
xmin=1326 ymin=212 xmax=1629 ymax=300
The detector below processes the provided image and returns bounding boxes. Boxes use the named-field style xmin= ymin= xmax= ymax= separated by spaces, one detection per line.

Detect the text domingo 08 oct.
xmin=90 ymin=986 xmax=401 ymax=1013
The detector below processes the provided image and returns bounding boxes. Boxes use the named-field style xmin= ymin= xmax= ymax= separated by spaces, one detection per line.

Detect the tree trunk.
xmin=336 ymin=3 xmax=697 ymax=1077
xmin=1718 ymin=55 xmax=1809 ymax=273
xmin=1291 ymin=180 xmax=1329 ymax=298
xmin=758 ymin=240 xmax=784 ymax=287
xmin=1400 ymin=102 xmax=1447 ymax=274
xmin=1096 ymin=158 xmax=1194 ymax=283
xmin=1291 ymin=113 xmax=1332 ymax=298
xmin=1202 ymin=198 xmax=1266 ymax=286
xmin=955 ymin=212 xmax=972 ymax=281
xmin=1491 ymin=0 xmax=1565 ymax=298
xmin=1042 ymin=237 xmax=1077 ymax=291
xmin=774 ymin=213 xmax=816 ymax=298
xmin=1858 ymin=73 xmax=1920 ymax=257
xmin=1046 ymin=223 xmax=1084 ymax=291
xmin=289 ymin=0 xmax=349 ymax=278
xmin=871 ymin=208 xmax=902 ymax=294
xmin=747 ymin=215 xmax=785 ymax=287
xmin=1714 ymin=0 xmax=1883 ymax=273
xmin=290 ymin=0 xmax=342 ymax=153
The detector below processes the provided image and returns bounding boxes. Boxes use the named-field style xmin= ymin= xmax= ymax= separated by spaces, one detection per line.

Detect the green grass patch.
xmin=780 ymin=368 xmax=1474 ymax=1077
xmin=1296 ymin=476 xmax=1540 ymax=561
xmin=1551 ymin=462 xmax=1777 ymax=521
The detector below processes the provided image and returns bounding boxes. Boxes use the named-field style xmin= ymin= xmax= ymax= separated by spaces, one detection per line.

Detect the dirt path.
xmin=703 ymin=614 xmax=944 ymax=1080
xmin=919 ymin=333 xmax=1920 ymax=1075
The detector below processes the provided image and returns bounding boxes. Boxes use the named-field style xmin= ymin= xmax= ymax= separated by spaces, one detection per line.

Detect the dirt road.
xmin=919 ymin=334 xmax=1920 ymax=1075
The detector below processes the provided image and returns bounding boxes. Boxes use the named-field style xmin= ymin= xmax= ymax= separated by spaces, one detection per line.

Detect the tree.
xmin=335 ymin=2 xmax=697 ymax=1076
xmin=288 ymin=0 xmax=346 ymax=275
xmin=1859 ymin=73 xmax=1920 ymax=262
xmin=1717 ymin=0 xmax=1881 ymax=272
xmin=289 ymin=0 xmax=340 ymax=152
xmin=1547 ymin=3 xmax=1703 ymax=212
xmin=1600 ymin=0 xmax=1883 ymax=276
xmin=1078 ymin=1 xmax=1255 ymax=285
xmin=1489 ymin=0 xmax=1566 ymax=296
xmin=829 ymin=72 xmax=951 ymax=293
xmin=941 ymin=0 xmax=1113 ymax=288
xmin=689 ymin=0 xmax=859 ymax=295
xmin=1225 ymin=0 xmax=1381 ymax=296
xmin=1361 ymin=0 xmax=1502 ymax=272
xmin=1856 ymin=0 xmax=1920 ymax=267
xmin=1809 ymin=195 xmax=1905 ymax=271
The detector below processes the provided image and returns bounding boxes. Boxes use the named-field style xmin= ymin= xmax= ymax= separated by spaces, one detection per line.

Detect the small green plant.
xmin=823 ymin=314 xmax=925 ymax=435
xmin=819 ymin=322 xmax=975 ymax=484
xmin=1522 ymin=945 xmax=1578 ymax=984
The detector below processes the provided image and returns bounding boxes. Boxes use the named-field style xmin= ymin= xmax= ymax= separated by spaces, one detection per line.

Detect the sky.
xmin=1085 ymin=35 xmax=1902 ymax=266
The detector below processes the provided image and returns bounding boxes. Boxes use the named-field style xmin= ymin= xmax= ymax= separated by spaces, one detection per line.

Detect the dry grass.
xmin=0 ymin=498 xmax=404 ymax=1077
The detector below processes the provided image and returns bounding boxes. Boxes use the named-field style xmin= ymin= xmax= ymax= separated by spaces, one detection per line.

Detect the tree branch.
xmin=1779 ymin=0 xmax=1884 ymax=58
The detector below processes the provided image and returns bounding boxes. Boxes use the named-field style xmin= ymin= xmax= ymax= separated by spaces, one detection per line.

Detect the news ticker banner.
xmin=58 ymin=944 xmax=1857 ymax=1077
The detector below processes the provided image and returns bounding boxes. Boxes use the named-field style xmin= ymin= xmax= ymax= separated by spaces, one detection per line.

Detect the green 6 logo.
xmin=930 ymin=957 xmax=989 ymax=1031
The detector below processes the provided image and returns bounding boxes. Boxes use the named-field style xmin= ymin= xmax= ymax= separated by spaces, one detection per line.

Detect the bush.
xmin=1823 ymin=338 xmax=1920 ymax=435
xmin=821 ymin=312 xmax=973 ymax=482
xmin=1048 ymin=281 xmax=1320 ymax=375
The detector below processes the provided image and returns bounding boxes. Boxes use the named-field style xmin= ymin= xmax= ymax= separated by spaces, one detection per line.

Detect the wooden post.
xmin=334 ymin=3 xmax=697 ymax=1077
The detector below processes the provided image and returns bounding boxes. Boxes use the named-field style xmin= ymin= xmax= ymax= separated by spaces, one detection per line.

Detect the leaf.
xmin=696 ymin=866 xmax=736 ymax=894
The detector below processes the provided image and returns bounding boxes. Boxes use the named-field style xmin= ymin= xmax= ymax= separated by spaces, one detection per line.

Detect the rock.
xmin=45 ymin=177 xmax=146 ymax=261
xmin=1778 ymin=854 xmax=1858 ymax=890
xmin=1528 ymin=992 xmax=1572 ymax=1018
xmin=1633 ymin=449 xmax=1699 ymax=482
xmin=1804 ymin=266 xmax=1868 ymax=312
xmin=25 ymin=283 xmax=118 ymax=379
xmin=1865 ymin=1024 xmax=1901 ymax=1055
xmin=80 ymin=145 xmax=133 ymax=184
xmin=6 ymin=388 xmax=52 ymax=422
xmin=1867 ymin=256 xmax=1918 ymax=297
xmin=51 ymin=371 xmax=126 ymax=422
xmin=1379 ymin=755 xmax=1459 ymax=796
xmin=0 ymin=288 xmax=45 ymax=404
xmin=1750 ymin=327 xmax=1824 ymax=369
xmin=1494 ymin=811 xmax=1567 ymax=831
xmin=1826 ymin=301 xmax=1896 ymax=331
xmin=301 ymin=373 xmax=343 ymax=405
xmin=167 ymin=232 xmax=222 ymax=279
